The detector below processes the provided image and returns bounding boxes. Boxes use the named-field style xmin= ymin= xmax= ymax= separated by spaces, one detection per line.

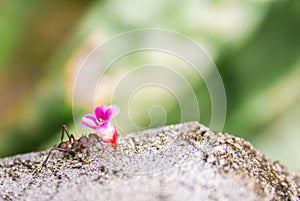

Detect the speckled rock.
xmin=0 ymin=122 xmax=299 ymax=201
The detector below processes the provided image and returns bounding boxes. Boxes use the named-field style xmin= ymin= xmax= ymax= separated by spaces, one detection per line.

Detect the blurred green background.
xmin=0 ymin=0 xmax=300 ymax=174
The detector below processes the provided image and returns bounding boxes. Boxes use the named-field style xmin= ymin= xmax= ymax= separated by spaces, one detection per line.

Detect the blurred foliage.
xmin=0 ymin=0 xmax=299 ymax=174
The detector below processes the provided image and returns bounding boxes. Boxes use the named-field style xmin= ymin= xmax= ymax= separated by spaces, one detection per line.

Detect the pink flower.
xmin=81 ymin=105 xmax=119 ymax=148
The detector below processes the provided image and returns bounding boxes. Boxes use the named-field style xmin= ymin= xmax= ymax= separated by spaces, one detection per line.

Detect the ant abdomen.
xmin=58 ymin=141 xmax=70 ymax=149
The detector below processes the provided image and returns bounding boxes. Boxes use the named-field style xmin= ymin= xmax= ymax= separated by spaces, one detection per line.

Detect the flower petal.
xmin=80 ymin=114 xmax=98 ymax=129
xmin=94 ymin=105 xmax=119 ymax=121
xmin=98 ymin=125 xmax=118 ymax=148
xmin=103 ymin=105 xmax=120 ymax=120
xmin=94 ymin=105 xmax=107 ymax=120
xmin=81 ymin=105 xmax=119 ymax=149
xmin=111 ymin=104 xmax=120 ymax=117
xmin=95 ymin=121 xmax=110 ymax=134
xmin=105 ymin=107 xmax=114 ymax=120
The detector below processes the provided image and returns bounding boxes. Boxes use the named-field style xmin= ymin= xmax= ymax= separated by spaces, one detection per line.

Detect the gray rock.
xmin=0 ymin=122 xmax=299 ymax=201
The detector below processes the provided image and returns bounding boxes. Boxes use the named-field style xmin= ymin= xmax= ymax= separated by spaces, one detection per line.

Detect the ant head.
xmin=88 ymin=134 xmax=100 ymax=144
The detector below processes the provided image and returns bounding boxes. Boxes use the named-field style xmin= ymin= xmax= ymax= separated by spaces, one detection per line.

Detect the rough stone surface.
xmin=0 ymin=122 xmax=299 ymax=201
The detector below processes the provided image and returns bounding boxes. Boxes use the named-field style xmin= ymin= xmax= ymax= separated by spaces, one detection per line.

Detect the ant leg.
xmin=62 ymin=124 xmax=73 ymax=142
xmin=40 ymin=148 xmax=56 ymax=168
xmin=83 ymin=149 xmax=90 ymax=163
xmin=70 ymin=134 xmax=76 ymax=143
xmin=35 ymin=148 xmax=59 ymax=173
xmin=82 ymin=149 xmax=94 ymax=172
xmin=62 ymin=124 xmax=76 ymax=143
xmin=37 ymin=147 xmax=71 ymax=173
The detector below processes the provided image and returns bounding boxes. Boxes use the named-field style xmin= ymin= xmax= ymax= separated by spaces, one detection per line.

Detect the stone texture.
xmin=0 ymin=122 xmax=299 ymax=201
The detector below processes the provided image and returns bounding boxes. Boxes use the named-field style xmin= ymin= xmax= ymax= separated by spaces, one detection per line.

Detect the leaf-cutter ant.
xmin=37 ymin=124 xmax=104 ymax=172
